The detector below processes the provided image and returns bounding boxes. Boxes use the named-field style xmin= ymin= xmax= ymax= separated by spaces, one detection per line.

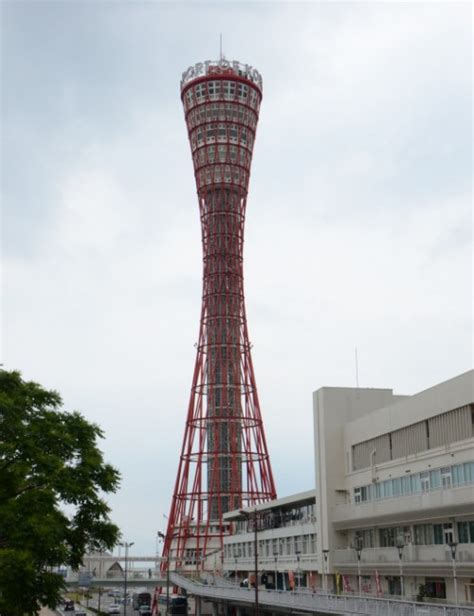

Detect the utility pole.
xmin=240 ymin=508 xmax=259 ymax=616
xmin=157 ymin=532 xmax=170 ymax=615
xmin=322 ymin=549 xmax=330 ymax=593
xmin=449 ymin=542 xmax=458 ymax=605
xmin=396 ymin=541 xmax=405 ymax=598
xmin=119 ymin=541 xmax=134 ymax=616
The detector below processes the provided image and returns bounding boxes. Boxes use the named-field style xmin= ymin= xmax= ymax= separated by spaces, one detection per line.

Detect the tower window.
xmin=195 ymin=83 xmax=206 ymax=102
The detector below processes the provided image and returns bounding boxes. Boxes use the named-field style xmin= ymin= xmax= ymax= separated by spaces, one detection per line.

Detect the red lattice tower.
xmin=161 ymin=59 xmax=276 ymax=574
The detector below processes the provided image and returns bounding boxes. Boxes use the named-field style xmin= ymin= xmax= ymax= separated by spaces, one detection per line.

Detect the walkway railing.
xmin=170 ymin=572 xmax=474 ymax=616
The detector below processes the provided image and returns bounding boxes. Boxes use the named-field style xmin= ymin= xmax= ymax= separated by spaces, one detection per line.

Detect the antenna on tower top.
xmin=219 ymin=33 xmax=223 ymax=61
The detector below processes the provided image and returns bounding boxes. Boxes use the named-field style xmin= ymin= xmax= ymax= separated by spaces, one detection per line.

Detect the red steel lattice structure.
xmin=161 ymin=59 xmax=276 ymax=572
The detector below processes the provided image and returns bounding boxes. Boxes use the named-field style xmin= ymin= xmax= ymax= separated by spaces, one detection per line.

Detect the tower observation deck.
xmin=161 ymin=59 xmax=276 ymax=572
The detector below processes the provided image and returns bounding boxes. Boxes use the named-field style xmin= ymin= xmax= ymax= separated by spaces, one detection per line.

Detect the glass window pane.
xmin=421 ymin=472 xmax=430 ymax=492
xmin=433 ymin=524 xmax=443 ymax=544
xmin=411 ymin=474 xmax=421 ymax=493
xmin=441 ymin=467 xmax=452 ymax=489
xmin=430 ymin=469 xmax=441 ymax=489
xmin=401 ymin=476 xmax=411 ymax=495
xmin=392 ymin=478 xmax=401 ymax=496
xmin=458 ymin=522 xmax=469 ymax=543
xmin=383 ymin=480 xmax=393 ymax=498
xmin=452 ymin=464 xmax=464 ymax=485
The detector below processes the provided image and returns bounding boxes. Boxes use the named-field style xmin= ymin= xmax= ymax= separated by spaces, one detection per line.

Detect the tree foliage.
xmin=0 ymin=370 xmax=121 ymax=615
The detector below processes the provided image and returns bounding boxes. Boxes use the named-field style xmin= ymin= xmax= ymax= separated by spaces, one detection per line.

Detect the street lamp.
xmin=396 ymin=540 xmax=405 ymax=599
xmin=96 ymin=548 xmax=104 ymax=614
xmin=118 ymin=541 xmax=134 ymax=616
xmin=322 ymin=549 xmax=330 ymax=593
xmin=239 ymin=508 xmax=259 ymax=616
xmin=273 ymin=550 xmax=278 ymax=591
xmin=448 ymin=541 xmax=458 ymax=606
xmin=295 ymin=550 xmax=301 ymax=590
xmin=352 ymin=538 xmax=363 ymax=597
xmin=158 ymin=531 xmax=171 ymax=616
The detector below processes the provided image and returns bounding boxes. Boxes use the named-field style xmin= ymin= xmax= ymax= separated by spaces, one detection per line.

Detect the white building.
xmin=314 ymin=370 xmax=474 ymax=604
xmin=222 ymin=491 xmax=318 ymax=590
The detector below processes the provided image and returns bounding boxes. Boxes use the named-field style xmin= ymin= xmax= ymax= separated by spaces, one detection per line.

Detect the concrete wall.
xmin=313 ymin=387 xmax=399 ymax=571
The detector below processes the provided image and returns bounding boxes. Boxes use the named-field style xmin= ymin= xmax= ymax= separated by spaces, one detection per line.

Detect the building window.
xmin=354 ymin=488 xmax=361 ymax=504
xmin=420 ymin=472 xmax=430 ymax=492
xmin=441 ymin=467 xmax=452 ymax=489
xmin=237 ymin=83 xmax=248 ymax=100
xmin=195 ymin=83 xmax=206 ymax=102
xmin=411 ymin=474 xmax=421 ymax=493
xmin=430 ymin=469 xmax=441 ymax=489
xmin=458 ymin=521 xmax=474 ymax=543
xmin=217 ymin=144 xmax=226 ymax=162
xmin=392 ymin=478 xmax=401 ymax=497
xmin=383 ymin=479 xmax=393 ymax=498
xmin=433 ymin=524 xmax=444 ymax=545
xmin=452 ymin=464 xmax=465 ymax=485
xmin=379 ymin=527 xmax=396 ymax=547
xmin=425 ymin=578 xmax=446 ymax=600
xmin=401 ymin=476 xmax=411 ymax=495
xmin=415 ymin=524 xmax=434 ymax=545
xmin=387 ymin=577 xmax=402 ymax=596
xmin=443 ymin=523 xmax=454 ymax=544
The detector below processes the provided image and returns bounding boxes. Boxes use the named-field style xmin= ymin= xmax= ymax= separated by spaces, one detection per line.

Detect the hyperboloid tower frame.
xmin=161 ymin=59 xmax=276 ymax=574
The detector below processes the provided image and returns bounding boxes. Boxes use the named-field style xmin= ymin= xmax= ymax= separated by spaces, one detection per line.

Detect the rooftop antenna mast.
xmin=219 ymin=33 xmax=223 ymax=61
xmin=355 ymin=347 xmax=359 ymax=388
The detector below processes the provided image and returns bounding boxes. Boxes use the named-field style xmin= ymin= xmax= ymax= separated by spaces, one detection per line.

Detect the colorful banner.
xmin=288 ymin=570 xmax=295 ymax=590
xmin=335 ymin=572 xmax=342 ymax=595
xmin=308 ymin=572 xmax=318 ymax=591
xmin=375 ymin=570 xmax=383 ymax=597
xmin=362 ymin=576 xmax=372 ymax=593
xmin=342 ymin=575 xmax=353 ymax=593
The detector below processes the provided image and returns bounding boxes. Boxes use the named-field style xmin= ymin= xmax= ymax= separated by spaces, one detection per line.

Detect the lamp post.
xmin=158 ymin=531 xmax=170 ymax=616
xmin=119 ymin=541 xmax=134 ymax=616
xmin=97 ymin=547 xmax=104 ymax=614
xmin=240 ymin=508 xmax=259 ymax=616
xmin=295 ymin=550 xmax=301 ymax=591
xmin=396 ymin=541 xmax=405 ymax=599
xmin=273 ymin=551 xmax=278 ymax=591
xmin=449 ymin=541 xmax=458 ymax=606
xmin=352 ymin=538 xmax=363 ymax=597
xmin=322 ymin=549 xmax=330 ymax=593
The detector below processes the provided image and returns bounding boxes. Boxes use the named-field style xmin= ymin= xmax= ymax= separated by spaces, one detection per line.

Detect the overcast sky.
xmin=2 ymin=1 xmax=472 ymax=556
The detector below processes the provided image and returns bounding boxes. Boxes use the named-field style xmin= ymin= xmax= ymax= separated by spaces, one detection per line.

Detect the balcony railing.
xmin=170 ymin=572 xmax=474 ymax=615
xmin=334 ymin=545 xmax=474 ymax=567
xmin=223 ymin=553 xmax=318 ymax=570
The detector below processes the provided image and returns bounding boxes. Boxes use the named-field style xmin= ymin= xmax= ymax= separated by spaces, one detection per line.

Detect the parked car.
xmin=63 ymin=600 xmax=75 ymax=611
xmin=108 ymin=604 xmax=121 ymax=614
xmin=138 ymin=606 xmax=152 ymax=616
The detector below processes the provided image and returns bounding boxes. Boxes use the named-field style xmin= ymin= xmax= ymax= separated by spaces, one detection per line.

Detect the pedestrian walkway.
xmin=170 ymin=572 xmax=474 ymax=616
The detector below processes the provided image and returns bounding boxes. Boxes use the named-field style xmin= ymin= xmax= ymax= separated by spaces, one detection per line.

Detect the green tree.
xmin=0 ymin=370 xmax=121 ymax=615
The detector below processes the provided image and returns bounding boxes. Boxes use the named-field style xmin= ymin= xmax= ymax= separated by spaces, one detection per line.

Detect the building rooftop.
xmin=223 ymin=489 xmax=316 ymax=521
